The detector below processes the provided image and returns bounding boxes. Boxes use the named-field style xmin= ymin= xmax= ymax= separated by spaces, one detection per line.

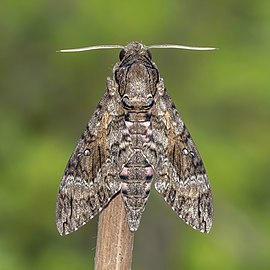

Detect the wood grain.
xmin=94 ymin=194 xmax=134 ymax=270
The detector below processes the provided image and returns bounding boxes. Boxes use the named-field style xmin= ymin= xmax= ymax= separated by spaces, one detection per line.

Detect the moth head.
xmin=118 ymin=42 xmax=152 ymax=61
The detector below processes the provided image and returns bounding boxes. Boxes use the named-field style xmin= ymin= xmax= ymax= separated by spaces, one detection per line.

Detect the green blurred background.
xmin=1 ymin=0 xmax=270 ymax=269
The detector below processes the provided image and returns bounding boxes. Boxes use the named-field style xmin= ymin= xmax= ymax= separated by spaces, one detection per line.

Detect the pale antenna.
xmin=147 ymin=44 xmax=216 ymax=51
xmin=58 ymin=43 xmax=216 ymax=53
xmin=58 ymin=45 xmax=124 ymax=53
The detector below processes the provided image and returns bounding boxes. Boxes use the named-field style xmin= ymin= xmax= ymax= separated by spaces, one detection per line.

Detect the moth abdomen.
xmin=119 ymin=112 xmax=155 ymax=231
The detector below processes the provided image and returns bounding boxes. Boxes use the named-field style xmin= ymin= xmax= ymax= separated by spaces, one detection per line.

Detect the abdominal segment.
xmin=119 ymin=112 xmax=154 ymax=231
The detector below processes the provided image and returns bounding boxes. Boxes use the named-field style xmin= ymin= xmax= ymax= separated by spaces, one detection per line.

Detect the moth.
xmin=56 ymin=42 xmax=214 ymax=236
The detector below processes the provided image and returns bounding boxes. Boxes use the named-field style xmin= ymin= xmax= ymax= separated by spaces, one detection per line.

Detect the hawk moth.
xmin=56 ymin=42 xmax=214 ymax=235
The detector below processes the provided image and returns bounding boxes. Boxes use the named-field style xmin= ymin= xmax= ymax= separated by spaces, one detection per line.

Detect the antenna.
xmin=147 ymin=44 xmax=217 ymax=51
xmin=57 ymin=42 xmax=217 ymax=53
xmin=58 ymin=45 xmax=124 ymax=53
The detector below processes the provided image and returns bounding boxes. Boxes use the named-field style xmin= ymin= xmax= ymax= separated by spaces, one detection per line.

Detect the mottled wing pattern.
xmin=154 ymin=84 xmax=213 ymax=233
xmin=56 ymin=88 xmax=122 ymax=235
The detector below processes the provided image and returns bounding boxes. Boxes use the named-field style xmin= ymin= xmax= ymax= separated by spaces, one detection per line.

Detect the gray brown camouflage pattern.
xmin=56 ymin=42 xmax=213 ymax=235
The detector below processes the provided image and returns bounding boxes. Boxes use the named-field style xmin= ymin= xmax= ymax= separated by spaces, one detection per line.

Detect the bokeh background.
xmin=1 ymin=0 xmax=270 ymax=269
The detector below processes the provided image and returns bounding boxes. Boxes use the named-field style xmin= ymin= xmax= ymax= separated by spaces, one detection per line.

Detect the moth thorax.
xmin=126 ymin=63 xmax=149 ymax=94
xmin=121 ymin=64 xmax=154 ymax=110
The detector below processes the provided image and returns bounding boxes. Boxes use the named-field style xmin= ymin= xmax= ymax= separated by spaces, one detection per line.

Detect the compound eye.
xmin=119 ymin=49 xmax=126 ymax=60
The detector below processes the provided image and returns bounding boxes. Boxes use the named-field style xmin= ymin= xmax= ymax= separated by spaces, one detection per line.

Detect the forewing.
xmin=56 ymin=89 xmax=122 ymax=235
xmin=154 ymin=87 xmax=213 ymax=233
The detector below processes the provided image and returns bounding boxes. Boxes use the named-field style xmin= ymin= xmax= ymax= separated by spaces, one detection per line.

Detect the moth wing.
xmin=154 ymin=88 xmax=213 ymax=233
xmin=56 ymin=89 xmax=122 ymax=235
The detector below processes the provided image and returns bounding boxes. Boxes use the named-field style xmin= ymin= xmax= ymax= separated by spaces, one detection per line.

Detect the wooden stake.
xmin=94 ymin=194 xmax=134 ymax=270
